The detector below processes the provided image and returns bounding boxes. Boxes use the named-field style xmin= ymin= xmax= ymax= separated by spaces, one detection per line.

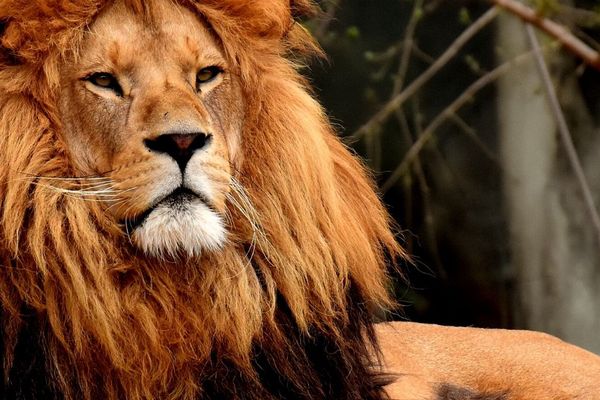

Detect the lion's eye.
xmin=86 ymin=72 xmax=123 ymax=96
xmin=196 ymin=67 xmax=222 ymax=90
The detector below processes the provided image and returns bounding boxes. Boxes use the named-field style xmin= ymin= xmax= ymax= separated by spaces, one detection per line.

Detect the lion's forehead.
xmin=82 ymin=0 xmax=223 ymax=75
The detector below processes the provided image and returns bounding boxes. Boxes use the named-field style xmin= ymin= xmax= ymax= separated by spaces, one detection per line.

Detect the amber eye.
xmin=86 ymin=72 xmax=123 ymax=96
xmin=196 ymin=67 xmax=222 ymax=90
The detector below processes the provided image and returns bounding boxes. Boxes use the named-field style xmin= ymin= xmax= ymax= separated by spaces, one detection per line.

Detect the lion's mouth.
xmin=124 ymin=187 xmax=213 ymax=232
xmin=124 ymin=185 xmax=226 ymax=257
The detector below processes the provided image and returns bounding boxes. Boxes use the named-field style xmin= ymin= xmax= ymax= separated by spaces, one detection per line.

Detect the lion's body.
xmin=378 ymin=322 xmax=600 ymax=399
xmin=0 ymin=1 xmax=598 ymax=399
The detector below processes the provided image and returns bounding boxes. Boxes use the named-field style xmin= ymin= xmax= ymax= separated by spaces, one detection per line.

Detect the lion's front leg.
xmin=376 ymin=321 xmax=600 ymax=400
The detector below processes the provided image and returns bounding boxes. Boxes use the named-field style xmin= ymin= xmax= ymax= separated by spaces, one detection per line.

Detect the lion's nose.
xmin=144 ymin=132 xmax=211 ymax=172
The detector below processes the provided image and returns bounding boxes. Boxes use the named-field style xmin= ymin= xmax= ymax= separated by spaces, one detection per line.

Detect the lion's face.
xmin=58 ymin=0 xmax=243 ymax=257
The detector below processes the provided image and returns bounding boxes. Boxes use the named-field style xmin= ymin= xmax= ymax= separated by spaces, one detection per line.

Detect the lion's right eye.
xmin=196 ymin=66 xmax=222 ymax=91
xmin=86 ymin=72 xmax=123 ymax=96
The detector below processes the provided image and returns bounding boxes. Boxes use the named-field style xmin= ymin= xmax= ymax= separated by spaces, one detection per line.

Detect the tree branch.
xmin=393 ymin=0 xmax=424 ymax=94
xmin=493 ymin=0 xmax=600 ymax=70
xmin=349 ymin=7 xmax=500 ymax=140
xmin=525 ymin=25 xmax=600 ymax=249
xmin=381 ymin=47 xmax=545 ymax=193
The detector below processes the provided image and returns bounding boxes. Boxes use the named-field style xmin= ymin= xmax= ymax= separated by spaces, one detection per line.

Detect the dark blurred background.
xmin=305 ymin=0 xmax=600 ymax=353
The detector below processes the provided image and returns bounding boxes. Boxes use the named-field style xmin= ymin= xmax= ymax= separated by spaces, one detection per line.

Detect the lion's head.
xmin=0 ymin=0 xmax=403 ymax=399
xmin=58 ymin=0 xmax=242 ymax=257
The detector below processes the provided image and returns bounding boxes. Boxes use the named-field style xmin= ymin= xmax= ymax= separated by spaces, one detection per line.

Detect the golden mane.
xmin=0 ymin=1 xmax=403 ymax=398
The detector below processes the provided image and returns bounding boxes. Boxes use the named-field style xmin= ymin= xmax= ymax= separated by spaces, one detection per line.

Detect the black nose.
xmin=144 ymin=132 xmax=211 ymax=171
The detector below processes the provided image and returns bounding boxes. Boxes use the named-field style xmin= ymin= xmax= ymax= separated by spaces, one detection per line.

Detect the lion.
xmin=0 ymin=0 xmax=597 ymax=399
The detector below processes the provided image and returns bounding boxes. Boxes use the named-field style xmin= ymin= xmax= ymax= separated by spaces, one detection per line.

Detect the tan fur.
xmin=378 ymin=322 xmax=600 ymax=399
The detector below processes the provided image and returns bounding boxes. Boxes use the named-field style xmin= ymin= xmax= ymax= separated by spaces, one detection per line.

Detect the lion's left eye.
xmin=196 ymin=67 xmax=222 ymax=90
xmin=86 ymin=72 xmax=123 ymax=96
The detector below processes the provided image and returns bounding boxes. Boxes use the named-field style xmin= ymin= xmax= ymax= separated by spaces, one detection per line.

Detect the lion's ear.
xmin=275 ymin=0 xmax=318 ymax=40
xmin=0 ymin=19 xmax=11 ymax=64
xmin=238 ymin=0 xmax=318 ymax=39
xmin=0 ymin=19 xmax=21 ymax=66
xmin=200 ymin=0 xmax=318 ymax=40
xmin=265 ymin=0 xmax=322 ymax=58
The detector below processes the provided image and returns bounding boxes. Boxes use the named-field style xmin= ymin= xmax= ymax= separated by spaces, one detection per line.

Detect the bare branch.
xmin=525 ymin=25 xmax=600 ymax=249
xmin=493 ymin=0 xmax=600 ymax=70
xmin=393 ymin=0 xmax=424 ymax=94
xmin=411 ymin=43 xmax=436 ymax=64
xmin=381 ymin=47 xmax=545 ymax=193
xmin=448 ymin=114 xmax=503 ymax=169
xmin=350 ymin=7 xmax=499 ymax=140
xmin=411 ymin=96 xmax=447 ymax=279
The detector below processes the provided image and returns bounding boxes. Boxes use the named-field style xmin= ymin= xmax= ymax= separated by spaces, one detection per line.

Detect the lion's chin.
xmin=131 ymin=197 xmax=226 ymax=258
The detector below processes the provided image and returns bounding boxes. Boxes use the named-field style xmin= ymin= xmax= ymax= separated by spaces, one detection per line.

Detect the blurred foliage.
xmin=532 ymin=0 xmax=561 ymax=15
xmin=303 ymin=0 xmax=600 ymax=328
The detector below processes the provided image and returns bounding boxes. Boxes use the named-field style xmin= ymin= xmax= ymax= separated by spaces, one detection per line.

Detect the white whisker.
xmin=31 ymin=183 xmax=121 ymax=197
xmin=15 ymin=173 xmax=112 ymax=182
xmin=225 ymin=177 xmax=271 ymax=280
